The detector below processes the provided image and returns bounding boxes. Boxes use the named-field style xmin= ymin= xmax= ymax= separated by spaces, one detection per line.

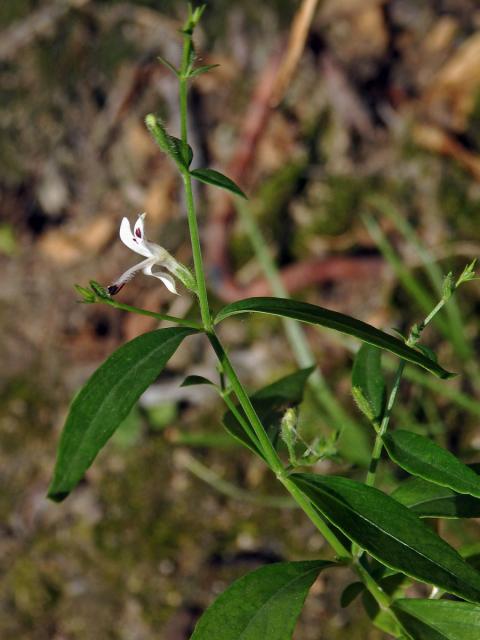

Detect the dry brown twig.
xmin=270 ymin=0 xmax=320 ymax=107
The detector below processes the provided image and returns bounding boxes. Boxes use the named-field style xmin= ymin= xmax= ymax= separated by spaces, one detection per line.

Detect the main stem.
xmin=179 ymin=37 xmax=212 ymax=331
xmin=208 ymin=332 xmax=284 ymax=473
xmin=182 ymin=171 xmax=212 ymax=331
xmin=172 ymin=22 xmax=404 ymax=624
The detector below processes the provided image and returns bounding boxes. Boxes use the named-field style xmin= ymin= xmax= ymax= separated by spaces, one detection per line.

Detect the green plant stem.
xmin=220 ymin=387 xmax=263 ymax=454
xmin=96 ymin=297 xmax=202 ymax=329
xmin=281 ymin=475 xmax=351 ymax=559
xmin=208 ymin=332 xmax=284 ymax=473
xmin=282 ymin=466 xmax=395 ymax=610
xmin=209 ymin=333 xmax=351 ymax=559
xmin=179 ymin=31 xmax=191 ymax=144
xmin=179 ymin=79 xmax=188 ymax=148
xmin=365 ymin=293 xmax=452 ymax=489
xmin=182 ymin=172 xmax=213 ymax=330
xmin=236 ymin=200 xmax=370 ymax=465
xmin=210 ymin=331 xmax=352 ymax=558
xmin=178 ymin=30 xmax=212 ymax=332
xmin=353 ymin=560 xmax=391 ymax=609
xmin=366 ymin=361 xmax=405 ymax=486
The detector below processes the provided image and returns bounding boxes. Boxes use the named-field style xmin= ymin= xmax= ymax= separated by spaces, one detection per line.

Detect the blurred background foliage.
xmin=1 ymin=0 xmax=480 ymax=638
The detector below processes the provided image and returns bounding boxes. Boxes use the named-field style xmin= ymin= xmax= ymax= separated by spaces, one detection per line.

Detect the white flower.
xmin=107 ymin=213 xmax=195 ymax=296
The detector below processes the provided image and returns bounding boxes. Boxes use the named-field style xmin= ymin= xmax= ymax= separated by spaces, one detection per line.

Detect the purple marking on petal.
xmin=135 ymin=227 xmax=142 ymax=238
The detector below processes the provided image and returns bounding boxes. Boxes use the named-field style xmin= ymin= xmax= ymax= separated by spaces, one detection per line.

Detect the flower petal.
xmin=133 ymin=213 xmax=146 ymax=240
xmin=107 ymin=257 xmax=155 ymax=295
xmin=143 ymin=263 xmax=179 ymax=294
xmin=119 ymin=216 xmax=151 ymax=258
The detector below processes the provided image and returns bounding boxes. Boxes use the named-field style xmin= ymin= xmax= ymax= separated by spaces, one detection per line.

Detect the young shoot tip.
xmin=456 ymin=259 xmax=478 ymax=287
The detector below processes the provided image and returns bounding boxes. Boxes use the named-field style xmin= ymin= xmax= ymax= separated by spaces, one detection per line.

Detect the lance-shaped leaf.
xmin=291 ymin=473 xmax=480 ymax=603
xmin=383 ymin=430 xmax=480 ymax=498
xmin=190 ymin=168 xmax=247 ymax=198
xmin=157 ymin=55 xmax=179 ymax=76
xmin=215 ymin=298 xmax=453 ymax=379
xmin=340 ymin=582 xmax=365 ymax=608
xmin=351 ymin=343 xmax=386 ymax=426
xmin=48 ymin=327 xmax=197 ymax=501
xmin=223 ymin=367 xmax=315 ymax=458
xmin=393 ymin=598 xmax=480 ymax=640
xmin=190 ymin=560 xmax=336 ymax=640
xmin=391 ymin=474 xmax=480 ymax=519
xmin=189 ymin=63 xmax=220 ymax=78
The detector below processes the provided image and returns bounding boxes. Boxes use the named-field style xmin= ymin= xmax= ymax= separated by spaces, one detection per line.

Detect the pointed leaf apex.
xmin=190 ymin=168 xmax=247 ymax=198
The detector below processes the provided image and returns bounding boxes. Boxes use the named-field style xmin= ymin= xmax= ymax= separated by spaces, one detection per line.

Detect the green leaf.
xmin=181 ymin=374 xmax=216 ymax=387
xmin=214 ymin=298 xmax=453 ymax=379
xmin=351 ymin=344 xmax=386 ymax=425
xmin=340 ymin=581 xmax=364 ymax=608
xmin=145 ymin=114 xmax=193 ymax=169
xmin=190 ymin=560 xmax=336 ymax=640
xmin=393 ymin=599 xmax=480 ymax=640
xmin=48 ymin=327 xmax=197 ymax=501
xmin=157 ymin=55 xmax=179 ymax=76
xmin=170 ymin=135 xmax=194 ymax=168
xmin=190 ymin=168 xmax=247 ymax=198
xmin=189 ymin=63 xmax=220 ymax=78
xmin=291 ymin=473 xmax=480 ymax=603
xmin=383 ymin=430 xmax=480 ymax=498
xmin=391 ymin=475 xmax=480 ymax=519
xmin=223 ymin=367 xmax=315 ymax=458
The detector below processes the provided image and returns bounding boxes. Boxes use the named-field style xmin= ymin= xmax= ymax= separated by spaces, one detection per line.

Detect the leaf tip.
xmin=441 ymin=369 xmax=457 ymax=380
xmin=47 ymin=486 xmax=70 ymax=503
